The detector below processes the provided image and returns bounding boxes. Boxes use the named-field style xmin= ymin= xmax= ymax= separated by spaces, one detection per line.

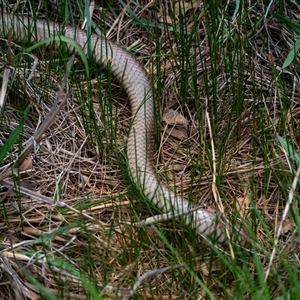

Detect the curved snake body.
xmin=0 ymin=11 xmax=231 ymax=243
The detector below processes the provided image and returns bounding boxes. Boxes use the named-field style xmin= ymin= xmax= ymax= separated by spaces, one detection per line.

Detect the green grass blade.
xmin=282 ymin=37 xmax=300 ymax=68
xmin=272 ymin=13 xmax=300 ymax=34
xmin=17 ymin=36 xmax=90 ymax=78
xmin=0 ymin=105 xmax=30 ymax=163
xmin=276 ymin=135 xmax=300 ymax=165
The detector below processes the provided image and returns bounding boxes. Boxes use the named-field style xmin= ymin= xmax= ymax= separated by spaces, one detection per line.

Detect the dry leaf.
xmin=236 ymin=196 xmax=250 ymax=217
xmin=79 ymin=174 xmax=91 ymax=188
xmin=19 ymin=157 xmax=33 ymax=171
xmin=166 ymin=127 xmax=187 ymax=140
xmin=162 ymin=109 xmax=188 ymax=127
xmin=174 ymin=0 xmax=200 ymax=18
xmin=276 ymin=216 xmax=293 ymax=235
xmin=158 ymin=13 xmax=172 ymax=25
xmin=199 ymin=261 xmax=220 ymax=277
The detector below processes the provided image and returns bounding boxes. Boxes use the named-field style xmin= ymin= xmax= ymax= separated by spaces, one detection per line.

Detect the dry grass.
xmin=1 ymin=0 xmax=300 ymax=299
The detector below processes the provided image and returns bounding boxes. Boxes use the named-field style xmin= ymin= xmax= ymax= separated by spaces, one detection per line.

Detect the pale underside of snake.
xmin=0 ymin=11 xmax=240 ymax=244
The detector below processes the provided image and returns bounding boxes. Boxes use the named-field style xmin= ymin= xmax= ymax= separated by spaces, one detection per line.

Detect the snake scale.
xmin=0 ymin=11 xmax=234 ymax=243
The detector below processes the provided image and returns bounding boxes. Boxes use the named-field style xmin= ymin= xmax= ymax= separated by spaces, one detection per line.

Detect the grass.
xmin=0 ymin=0 xmax=300 ymax=299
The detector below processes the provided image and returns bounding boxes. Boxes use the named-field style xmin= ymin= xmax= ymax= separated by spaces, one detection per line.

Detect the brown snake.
xmin=0 ymin=11 xmax=238 ymax=244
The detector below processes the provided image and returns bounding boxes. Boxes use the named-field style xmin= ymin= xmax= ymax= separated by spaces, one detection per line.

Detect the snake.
xmin=0 ymin=11 xmax=235 ymax=244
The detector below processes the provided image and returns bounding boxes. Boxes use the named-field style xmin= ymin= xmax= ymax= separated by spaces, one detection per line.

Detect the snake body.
xmin=0 ymin=11 xmax=230 ymax=243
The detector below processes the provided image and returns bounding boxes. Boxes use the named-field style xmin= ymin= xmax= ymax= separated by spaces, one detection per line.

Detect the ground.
xmin=0 ymin=0 xmax=300 ymax=299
